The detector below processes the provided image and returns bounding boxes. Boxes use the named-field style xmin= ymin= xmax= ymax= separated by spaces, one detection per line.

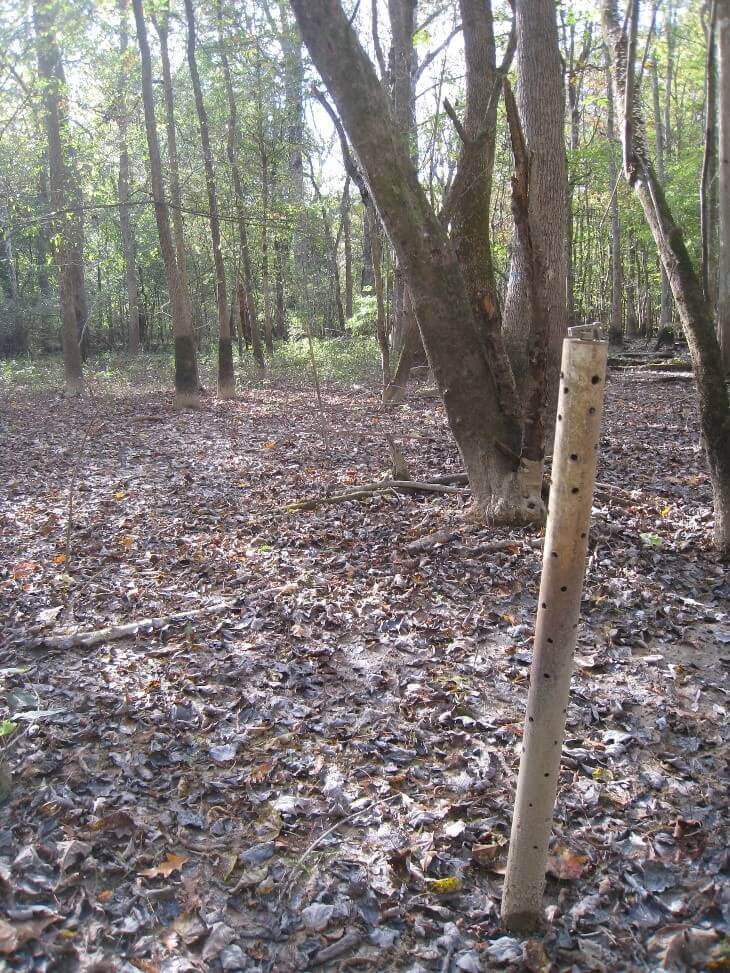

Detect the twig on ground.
xmin=25 ymin=600 xmax=236 ymax=651
xmin=281 ymin=479 xmax=467 ymax=512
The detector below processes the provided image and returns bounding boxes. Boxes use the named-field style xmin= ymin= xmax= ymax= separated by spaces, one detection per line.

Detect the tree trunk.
xmin=652 ymin=57 xmax=673 ymax=327
xmin=361 ymin=212 xmax=374 ymax=293
xmin=117 ymin=0 xmax=140 ymax=354
xmin=368 ymin=201 xmax=391 ymax=386
xmin=604 ymin=0 xmax=730 ymax=556
xmin=184 ymin=0 xmax=234 ymax=397
xmin=385 ymin=0 xmax=425 ymax=394
xmin=718 ymin=0 xmax=730 ymax=373
xmin=605 ymin=44 xmax=624 ymax=342
xmin=341 ymin=178 xmax=353 ymax=319
xmin=133 ymin=0 xmax=199 ymax=406
xmin=33 ymin=0 xmax=84 ymax=395
xmin=152 ymin=4 xmax=195 ymax=343
xmin=701 ymin=0 xmax=718 ymax=311
xmin=291 ymin=0 xmax=533 ymax=523
xmin=503 ymin=0 xmax=567 ymax=421
xmin=36 ymin=164 xmax=52 ymax=299
xmin=216 ymin=0 xmax=265 ymax=371
xmin=260 ymin=151 xmax=273 ymax=355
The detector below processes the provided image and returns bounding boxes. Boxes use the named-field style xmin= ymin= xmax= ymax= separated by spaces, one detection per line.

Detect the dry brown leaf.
xmin=139 ymin=852 xmax=189 ymax=879
xmin=546 ymin=846 xmax=590 ymax=881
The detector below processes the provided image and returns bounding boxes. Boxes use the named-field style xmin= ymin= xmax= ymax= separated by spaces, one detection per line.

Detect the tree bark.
xmin=133 ymin=0 xmax=199 ymax=406
xmin=605 ymin=43 xmax=624 ymax=343
xmin=117 ymin=0 xmax=140 ymax=355
xmin=503 ymin=0 xmax=567 ymax=415
xmin=718 ymin=0 xmax=730 ymax=373
xmin=701 ymin=0 xmax=718 ymax=311
xmin=652 ymin=56 xmax=673 ymax=327
xmin=341 ymin=178 xmax=353 ymax=319
xmin=368 ymin=201 xmax=391 ymax=386
xmin=604 ymin=0 xmax=730 ymax=555
xmin=290 ymin=0 xmax=534 ymax=523
xmin=33 ymin=0 xmax=84 ymax=395
xmin=184 ymin=0 xmax=234 ymax=397
xmin=151 ymin=3 xmax=195 ymax=341
xmin=216 ymin=0 xmax=265 ymax=371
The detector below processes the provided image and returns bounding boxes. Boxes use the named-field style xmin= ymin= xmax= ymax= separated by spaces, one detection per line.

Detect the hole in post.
xmin=580 ymin=532 xmax=587 ymax=539
xmin=551 ymin=552 xmax=558 ymax=558
xmin=564 ymin=386 xmax=569 ymax=394
xmin=547 ymin=638 xmax=553 ymax=644
xmin=558 ymin=414 xmax=563 ymax=421
xmin=544 ymin=673 xmax=551 ymax=679
xmin=561 ymin=585 xmax=568 ymax=592
xmin=560 ymin=371 xmax=564 ymax=379
xmin=544 ymin=772 xmax=550 ymax=778
xmin=571 ymin=487 xmax=579 ymax=494
xmin=529 ymin=717 xmax=534 ymax=722
xmin=541 ymin=602 xmax=547 ymax=609
xmin=592 ymin=375 xmax=601 ymax=384
xmin=589 ymin=406 xmax=596 ymax=415
xmin=570 ymin=453 xmax=578 ymax=461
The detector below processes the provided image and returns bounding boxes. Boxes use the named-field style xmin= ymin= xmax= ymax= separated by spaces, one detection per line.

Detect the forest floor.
xmin=0 ymin=354 xmax=728 ymax=972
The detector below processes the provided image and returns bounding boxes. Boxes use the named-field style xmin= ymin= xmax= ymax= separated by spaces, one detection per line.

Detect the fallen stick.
xmin=281 ymin=479 xmax=468 ymax=512
xmin=25 ymin=601 xmax=235 ymax=651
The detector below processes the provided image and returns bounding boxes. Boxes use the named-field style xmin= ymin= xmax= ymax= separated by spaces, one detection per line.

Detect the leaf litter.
xmin=0 ymin=370 xmax=728 ymax=971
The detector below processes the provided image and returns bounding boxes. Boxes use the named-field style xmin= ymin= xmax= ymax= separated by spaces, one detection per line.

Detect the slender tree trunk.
xmin=272 ymin=237 xmax=286 ymax=339
xmin=0 ymin=196 xmax=25 ymax=355
xmin=718 ymin=0 xmax=730 ymax=373
xmin=117 ymin=0 xmax=140 ymax=354
xmin=384 ymin=0 xmax=425 ymax=396
xmin=33 ymin=0 xmax=84 ymax=395
xmin=503 ymin=0 xmax=567 ymax=419
xmin=260 ymin=150 xmax=273 ymax=354
xmin=216 ymin=0 xmax=265 ymax=370
xmin=184 ymin=0 xmax=234 ymax=397
xmin=605 ymin=44 xmax=624 ymax=342
xmin=368 ymin=202 xmax=391 ymax=385
xmin=341 ymin=178 xmax=353 ymax=319
xmin=361 ymin=213 xmax=374 ymax=293
xmin=701 ymin=0 xmax=718 ymax=311
xmin=652 ymin=57 xmax=673 ymax=327
xmin=152 ymin=4 xmax=195 ymax=343
xmin=604 ymin=0 xmax=730 ymax=555
xmin=36 ymin=164 xmax=52 ymax=299
xmin=133 ymin=0 xmax=199 ymax=406
xmin=279 ymin=2 xmax=306 ymax=309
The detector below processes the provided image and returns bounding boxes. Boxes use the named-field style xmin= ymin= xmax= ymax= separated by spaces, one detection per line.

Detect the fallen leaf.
xmin=546 ymin=846 xmax=590 ymax=881
xmin=139 ymin=852 xmax=189 ymax=879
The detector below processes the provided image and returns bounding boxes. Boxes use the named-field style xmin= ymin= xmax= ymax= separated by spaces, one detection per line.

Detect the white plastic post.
xmin=501 ymin=326 xmax=608 ymax=932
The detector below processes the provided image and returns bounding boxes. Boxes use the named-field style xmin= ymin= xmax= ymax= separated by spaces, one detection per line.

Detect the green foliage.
xmin=346 ymin=290 xmax=378 ymax=337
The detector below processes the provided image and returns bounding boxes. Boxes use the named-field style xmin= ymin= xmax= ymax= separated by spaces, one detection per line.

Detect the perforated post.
xmin=501 ymin=325 xmax=608 ymax=932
